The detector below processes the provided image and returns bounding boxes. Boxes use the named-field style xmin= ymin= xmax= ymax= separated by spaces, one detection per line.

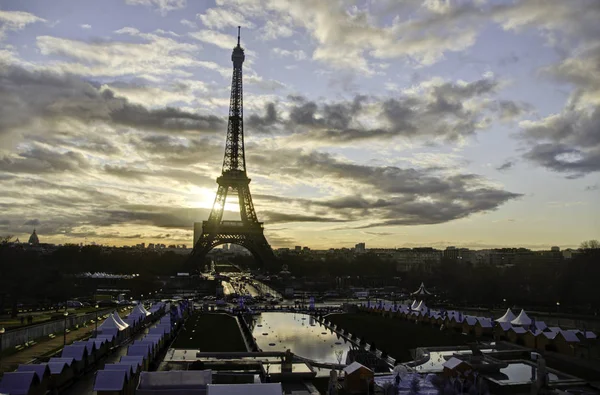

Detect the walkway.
xmin=0 ymin=311 xmax=128 ymax=374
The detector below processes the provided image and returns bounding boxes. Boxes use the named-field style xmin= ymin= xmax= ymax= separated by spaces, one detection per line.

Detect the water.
xmin=414 ymin=349 xmax=495 ymax=373
xmin=251 ymin=313 xmax=352 ymax=364
xmin=497 ymin=362 xmax=560 ymax=383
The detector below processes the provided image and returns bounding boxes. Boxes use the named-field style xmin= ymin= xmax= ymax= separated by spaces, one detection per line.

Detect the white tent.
xmin=139 ymin=304 xmax=151 ymax=316
xmin=411 ymin=282 xmax=432 ymax=296
xmin=113 ymin=312 xmax=129 ymax=328
xmin=410 ymin=300 xmax=418 ymax=310
xmin=98 ymin=314 xmax=127 ymax=332
xmin=510 ymin=309 xmax=533 ymax=326
xmin=131 ymin=304 xmax=151 ymax=317
xmin=495 ymin=308 xmax=517 ymax=323
xmin=414 ymin=301 xmax=427 ymax=311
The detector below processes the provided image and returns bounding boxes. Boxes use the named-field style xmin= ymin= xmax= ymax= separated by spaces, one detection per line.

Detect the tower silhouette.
xmin=190 ymin=27 xmax=275 ymax=267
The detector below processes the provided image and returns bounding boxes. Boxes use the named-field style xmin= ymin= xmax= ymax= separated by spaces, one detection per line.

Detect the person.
xmin=395 ymin=373 xmax=401 ymax=386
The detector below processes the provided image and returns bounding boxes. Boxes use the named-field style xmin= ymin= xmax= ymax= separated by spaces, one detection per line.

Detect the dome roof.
xmin=28 ymin=229 xmax=40 ymax=245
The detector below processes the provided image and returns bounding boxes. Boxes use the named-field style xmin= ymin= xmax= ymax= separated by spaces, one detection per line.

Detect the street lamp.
xmin=0 ymin=327 xmax=5 ymax=366
xmin=556 ymin=301 xmax=560 ymax=313
xmin=63 ymin=311 xmax=69 ymax=346
xmin=94 ymin=304 xmax=99 ymax=336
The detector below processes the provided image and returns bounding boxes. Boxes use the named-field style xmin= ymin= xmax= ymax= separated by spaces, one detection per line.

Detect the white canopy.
xmin=113 ymin=312 xmax=129 ymax=328
xmin=139 ymin=304 xmax=151 ymax=315
xmin=131 ymin=304 xmax=151 ymax=317
xmin=411 ymin=282 xmax=432 ymax=296
xmin=98 ymin=314 xmax=127 ymax=332
xmin=495 ymin=308 xmax=517 ymax=323
xmin=414 ymin=301 xmax=427 ymax=311
xmin=510 ymin=309 xmax=533 ymax=326
xmin=410 ymin=300 xmax=418 ymax=310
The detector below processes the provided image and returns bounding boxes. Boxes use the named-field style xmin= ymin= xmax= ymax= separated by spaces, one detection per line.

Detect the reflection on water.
xmin=251 ymin=313 xmax=352 ymax=364
xmin=497 ymin=363 xmax=560 ymax=383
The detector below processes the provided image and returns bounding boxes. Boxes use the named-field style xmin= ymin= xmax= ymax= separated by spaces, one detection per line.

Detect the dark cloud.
xmin=520 ymin=106 xmax=600 ymax=175
xmin=496 ymin=160 xmax=515 ymax=171
xmin=248 ymin=78 xmax=509 ymax=143
xmin=0 ymin=219 xmax=10 ymax=226
xmin=102 ymin=205 xmax=216 ymax=229
xmin=494 ymin=100 xmax=531 ymax=121
xmin=251 ymin=149 xmax=521 ymax=227
xmin=261 ymin=211 xmax=348 ymax=224
xmin=519 ymin=43 xmax=600 ymax=175
xmin=585 ymin=184 xmax=598 ymax=191
xmin=24 ymin=219 xmax=40 ymax=226
xmin=0 ymin=65 xmax=225 ymax=137
xmin=0 ymin=146 xmax=90 ymax=174
xmin=523 ymin=144 xmax=600 ymax=176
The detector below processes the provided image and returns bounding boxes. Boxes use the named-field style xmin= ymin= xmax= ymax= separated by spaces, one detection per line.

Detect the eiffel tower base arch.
xmin=190 ymin=224 xmax=276 ymax=270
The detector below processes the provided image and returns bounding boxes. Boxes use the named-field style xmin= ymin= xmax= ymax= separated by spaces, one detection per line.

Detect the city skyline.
xmin=0 ymin=0 xmax=599 ymax=249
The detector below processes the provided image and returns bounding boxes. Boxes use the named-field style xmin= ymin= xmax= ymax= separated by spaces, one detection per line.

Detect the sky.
xmin=0 ymin=0 xmax=598 ymax=250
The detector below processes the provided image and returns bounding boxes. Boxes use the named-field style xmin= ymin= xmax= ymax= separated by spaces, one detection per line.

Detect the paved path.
xmin=0 ymin=310 xmax=129 ymax=374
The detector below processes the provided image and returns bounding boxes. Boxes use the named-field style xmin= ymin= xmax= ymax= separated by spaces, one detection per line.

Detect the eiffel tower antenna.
xmin=190 ymin=28 xmax=276 ymax=268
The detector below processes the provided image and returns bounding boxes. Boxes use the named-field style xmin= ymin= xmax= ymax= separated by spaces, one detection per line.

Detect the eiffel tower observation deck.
xmin=190 ymin=27 xmax=275 ymax=267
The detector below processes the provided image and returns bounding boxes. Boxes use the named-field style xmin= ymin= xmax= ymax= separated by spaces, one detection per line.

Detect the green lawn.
xmin=327 ymin=313 xmax=476 ymax=362
xmin=172 ymin=313 xmax=247 ymax=352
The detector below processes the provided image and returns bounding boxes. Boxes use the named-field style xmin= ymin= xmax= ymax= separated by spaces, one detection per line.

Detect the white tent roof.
xmin=113 ymin=312 xmax=129 ymax=328
xmin=510 ymin=309 xmax=533 ymax=326
xmin=207 ymin=383 xmax=282 ymax=395
xmin=495 ymin=308 xmax=517 ymax=323
xmin=98 ymin=314 xmax=126 ymax=331
xmin=131 ymin=304 xmax=151 ymax=317
xmin=414 ymin=300 xmax=427 ymax=311
xmin=139 ymin=304 xmax=151 ymax=315
xmin=410 ymin=300 xmax=418 ymax=309
xmin=411 ymin=282 xmax=432 ymax=296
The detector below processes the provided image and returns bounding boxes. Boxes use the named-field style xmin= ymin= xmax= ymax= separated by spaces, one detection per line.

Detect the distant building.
xmin=395 ymin=248 xmax=441 ymax=272
xmin=28 ymin=229 xmax=40 ymax=245
xmin=551 ymin=246 xmax=560 ymax=252
xmin=354 ymin=242 xmax=366 ymax=253
xmin=294 ymin=246 xmax=302 ymax=252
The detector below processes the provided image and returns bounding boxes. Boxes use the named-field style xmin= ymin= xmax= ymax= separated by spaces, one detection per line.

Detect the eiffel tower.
xmin=190 ymin=27 xmax=275 ymax=267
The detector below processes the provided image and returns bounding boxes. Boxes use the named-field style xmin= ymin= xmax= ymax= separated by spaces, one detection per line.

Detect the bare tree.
xmin=1 ymin=235 xmax=13 ymax=244
xmin=580 ymin=240 xmax=600 ymax=250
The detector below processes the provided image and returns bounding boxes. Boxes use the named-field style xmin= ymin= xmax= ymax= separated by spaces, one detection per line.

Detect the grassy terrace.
xmin=327 ymin=313 xmax=476 ymax=362
xmin=172 ymin=313 xmax=247 ymax=352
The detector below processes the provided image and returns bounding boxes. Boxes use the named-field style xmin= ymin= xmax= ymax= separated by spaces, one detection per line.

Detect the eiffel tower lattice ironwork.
xmin=190 ymin=27 xmax=275 ymax=267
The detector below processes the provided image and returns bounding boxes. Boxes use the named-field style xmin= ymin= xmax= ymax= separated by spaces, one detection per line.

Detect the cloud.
xmin=0 ymin=10 xmax=46 ymax=40
xmin=0 ymin=65 xmax=225 ymax=138
xmin=250 ymin=149 xmax=521 ymax=227
xmin=124 ymin=0 xmax=187 ymax=15
xmin=24 ymin=219 xmax=40 ymax=226
xmin=33 ymin=31 xmax=201 ymax=79
xmin=180 ymin=19 xmax=197 ymax=29
xmin=197 ymin=8 xmax=254 ymax=30
xmin=496 ymin=161 xmax=515 ymax=172
xmin=261 ymin=211 xmax=347 ymax=224
xmin=272 ymin=48 xmax=306 ymax=60
xmin=260 ymin=19 xmax=294 ymax=40
xmin=216 ymin=0 xmax=486 ymax=72
xmin=80 ymin=24 xmax=91 ymax=29
xmin=189 ymin=29 xmax=237 ymax=49
xmin=0 ymin=146 xmax=91 ymax=174
xmin=245 ymin=76 xmax=511 ymax=143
